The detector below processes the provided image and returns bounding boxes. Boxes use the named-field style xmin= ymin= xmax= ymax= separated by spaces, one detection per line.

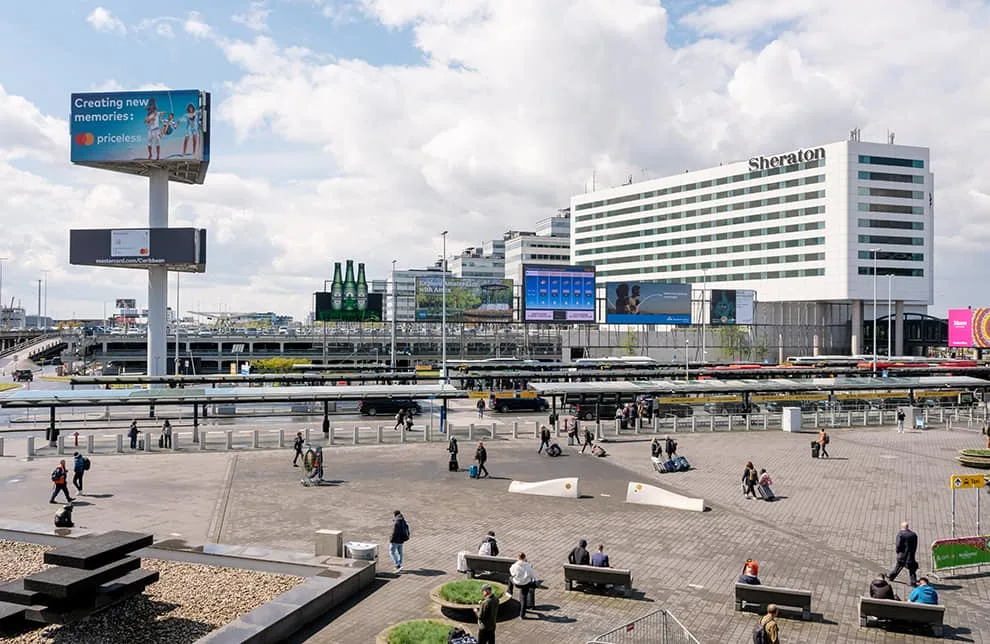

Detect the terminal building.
xmin=569 ymin=132 xmax=934 ymax=357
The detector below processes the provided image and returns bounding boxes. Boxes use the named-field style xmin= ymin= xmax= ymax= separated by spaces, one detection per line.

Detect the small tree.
xmin=252 ymin=357 xmax=299 ymax=373
xmin=621 ymin=329 xmax=639 ymax=356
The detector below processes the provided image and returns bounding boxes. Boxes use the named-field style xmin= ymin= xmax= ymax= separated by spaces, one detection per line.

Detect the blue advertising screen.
xmin=522 ymin=265 xmax=596 ymax=323
xmin=605 ymin=282 xmax=691 ymax=324
xmin=71 ymin=90 xmax=210 ymax=183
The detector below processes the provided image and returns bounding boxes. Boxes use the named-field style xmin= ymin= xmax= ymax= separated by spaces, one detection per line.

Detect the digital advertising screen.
xmin=414 ymin=277 xmax=513 ymax=322
xmin=605 ymin=282 xmax=691 ymax=324
xmin=522 ymin=265 xmax=596 ymax=323
xmin=948 ymin=309 xmax=974 ymax=347
xmin=70 ymin=228 xmax=207 ymax=272
xmin=315 ymin=292 xmax=383 ymax=322
xmin=70 ymin=89 xmax=211 ymax=184
xmin=710 ymin=289 xmax=756 ymax=325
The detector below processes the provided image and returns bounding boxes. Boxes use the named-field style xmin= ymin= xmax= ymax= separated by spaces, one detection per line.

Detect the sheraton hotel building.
xmin=569 ymin=135 xmax=934 ymax=357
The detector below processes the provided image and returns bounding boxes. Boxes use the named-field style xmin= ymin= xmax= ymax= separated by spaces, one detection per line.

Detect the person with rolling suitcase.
xmin=811 ymin=440 xmax=820 ymax=458
xmin=538 ymin=425 xmax=552 ymax=454
xmin=448 ymin=437 xmax=460 ymax=472
xmin=757 ymin=468 xmax=776 ymax=501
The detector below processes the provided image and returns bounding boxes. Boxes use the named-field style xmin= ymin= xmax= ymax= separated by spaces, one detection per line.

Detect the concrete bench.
xmin=0 ymin=601 xmax=27 ymax=629
xmin=43 ymin=530 xmax=153 ymax=570
xmin=23 ymin=568 xmax=159 ymax=625
xmin=859 ymin=597 xmax=945 ymax=637
xmin=734 ymin=583 xmax=812 ymax=621
xmin=563 ymin=564 xmax=633 ymax=597
xmin=24 ymin=556 xmax=141 ymax=600
xmin=463 ymin=554 xmax=514 ymax=582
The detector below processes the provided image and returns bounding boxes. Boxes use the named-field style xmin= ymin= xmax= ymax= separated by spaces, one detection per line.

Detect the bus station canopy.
xmin=67 ymin=373 xmax=419 ymax=387
xmin=530 ymin=376 xmax=990 ymax=397
xmin=0 ymin=383 xmax=464 ymax=409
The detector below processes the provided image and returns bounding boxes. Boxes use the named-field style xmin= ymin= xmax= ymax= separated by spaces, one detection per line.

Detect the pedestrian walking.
xmin=393 ymin=409 xmax=406 ymax=431
xmin=538 ymin=425 xmax=552 ymax=454
xmin=475 ymin=441 xmax=490 ymax=478
xmin=754 ymin=604 xmax=780 ymax=643
xmin=742 ymin=461 xmax=758 ymax=499
xmin=664 ymin=435 xmax=678 ymax=459
xmin=49 ymin=459 xmax=73 ymax=504
xmin=71 ymin=452 xmax=86 ymax=494
xmin=476 ymin=583 xmax=498 ymax=643
xmin=447 ymin=436 xmax=459 ymax=472
xmin=389 ymin=510 xmax=410 ymax=572
xmin=162 ymin=419 xmax=173 ymax=449
xmin=292 ymin=431 xmax=304 ymax=467
xmin=477 ymin=398 xmax=486 ymax=418
xmin=509 ymin=552 xmax=538 ymax=619
xmin=127 ymin=420 xmax=139 ymax=450
xmin=896 ymin=409 xmax=905 ymax=433
xmin=580 ymin=427 xmax=594 ymax=454
xmin=887 ymin=521 xmax=919 ymax=586
xmin=817 ymin=428 xmax=830 ymax=458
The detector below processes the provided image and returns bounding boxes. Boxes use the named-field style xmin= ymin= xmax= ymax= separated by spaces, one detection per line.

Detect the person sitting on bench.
xmin=908 ymin=577 xmax=939 ymax=605
xmin=869 ymin=572 xmax=898 ymax=600
xmin=568 ymin=539 xmax=590 ymax=565
xmin=737 ymin=564 xmax=761 ymax=585
xmin=591 ymin=544 xmax=610 ymax=568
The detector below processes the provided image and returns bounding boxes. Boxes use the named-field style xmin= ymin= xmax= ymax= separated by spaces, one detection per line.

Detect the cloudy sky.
xmin=1 ymin=0 xmax=988 ymax=321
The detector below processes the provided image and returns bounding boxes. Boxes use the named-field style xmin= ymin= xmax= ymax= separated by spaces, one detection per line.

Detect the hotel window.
xmin=859 ymin=155 xmax=924 ymax=169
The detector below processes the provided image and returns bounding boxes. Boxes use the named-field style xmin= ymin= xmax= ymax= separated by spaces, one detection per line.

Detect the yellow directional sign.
xmin=950 ymin=474 xmax=986 ymax=489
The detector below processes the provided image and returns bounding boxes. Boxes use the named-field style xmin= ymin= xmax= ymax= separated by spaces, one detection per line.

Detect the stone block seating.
xmin=734 ymin=583 xmax=813 ymax=621
xmin=859 ymin=597 xmax=945 ymax=638
xmin=462 ymin=554 xmax=515 ymax=582
xmin=0 ymin=530 xmax=157 ymax=630
xmin=563 ymin=564 xmax=634 ymax=597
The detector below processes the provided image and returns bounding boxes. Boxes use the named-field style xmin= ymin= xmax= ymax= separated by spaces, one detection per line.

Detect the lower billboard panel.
xmin=605 ymin=282 xmax=691 ymax=324
xmin=522 ymin=265 xmax=596 ymax=323
xmin=70 ymin=228 xmax=206 ymax=272
xmin=710 ymin=289 xmax=755 ymax=325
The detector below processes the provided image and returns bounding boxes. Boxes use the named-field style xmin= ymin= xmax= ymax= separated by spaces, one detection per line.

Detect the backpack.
xmin=479 ymin=540 xmax=492 ymax=556
xmin=403 ymin=520 xmax=411 ymax=541
xmin=547 ymin=444 xmax=562 ymax=457
xmin=752 ymin=618 xmax=774 ymax=644
xmin=83 ymin=457 xmax=91 ymax=471
xmin=51 ymin=468 xmax=61 ymax=482
xmin=823 ymin=433 xmax=830 ymax=444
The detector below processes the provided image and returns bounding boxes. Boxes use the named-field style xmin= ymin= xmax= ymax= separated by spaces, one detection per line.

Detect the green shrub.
xmin=388 ymin=620 xmax=457 ymax=644
xmin=438 ymin=579 xmax=503 ymax=604
xmin=960 ymin=449 xmax=990 ymax=457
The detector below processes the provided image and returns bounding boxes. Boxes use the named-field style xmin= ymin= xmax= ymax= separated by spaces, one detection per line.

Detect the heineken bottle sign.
xmin=315 ymin=258 xmax=384 ymax=322
xmin=343 ymin=260 xmax=357 ymax=312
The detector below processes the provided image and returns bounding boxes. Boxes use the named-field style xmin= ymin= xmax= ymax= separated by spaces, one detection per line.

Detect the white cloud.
xmin=90 ymin=80 xmax=171 ymax=92
xmin=86 ymin=7 xmax=127 ymax=35
xmin=233 ymin=1 xmax=272 ymax=32
xmin=184 ymin=11 xmax=213 ymax=39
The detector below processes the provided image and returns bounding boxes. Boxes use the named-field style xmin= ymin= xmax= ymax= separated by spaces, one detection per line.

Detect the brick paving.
xmin=2 ymin=421 xmax=990 ymax=642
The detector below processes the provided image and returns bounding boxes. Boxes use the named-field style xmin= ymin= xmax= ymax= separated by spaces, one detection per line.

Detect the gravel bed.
xmin=0 ymin=541 xmax=304 ymax=644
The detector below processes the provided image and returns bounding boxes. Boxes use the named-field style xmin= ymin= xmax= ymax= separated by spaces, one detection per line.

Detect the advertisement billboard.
xmin=522 ymin=265 xmax=596 ymax=323
xmin=605 ymin=282 xmax=691 ymax=324
xmin=314 ymin=292 xmax=383 ymax=322
xmin=70 ymin=228 xmax=207 ymax=272
xmin=115 ymin=299 xmax=137 ymax=309
xmin=316 ymin=260 xmax=382 ymax=322
xmin=70 ymin=89 xmax=211 ymax=184
xmin=415 ymin=277 xmax=513 ymax=322
xmin=931 ymin=535 xmax=990 ymax=571
xmin=949 ymin=309 xmax=974 ymax=347
xmin=975 ymin=309 xmax=990 ymax=348
xmin=710 ymin=289 xmax=756 ymax=325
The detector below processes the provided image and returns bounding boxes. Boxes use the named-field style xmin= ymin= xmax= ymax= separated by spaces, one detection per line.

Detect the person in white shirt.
xmin=509 ymin=552 xmax=538 ymax=619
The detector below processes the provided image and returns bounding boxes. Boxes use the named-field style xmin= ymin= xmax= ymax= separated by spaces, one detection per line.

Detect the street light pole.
xmin=322 ymin=278 xmax=332 ymax=370
xmin=0 ymin=257 xmax=7 ymax=330
xmin=700 ymin=269 xmax=707 ymax=363
xmin=684 ymin=339 xmax=689 ymax=381
xmin=871 ymin=248 xmax=879 ymax=375
xmin=41 ymin=269 xmax=50 ymax=327
xmin=441 ymin=231 xmax=448 ymax=384
xmin=887 ymin=274 xmax=892 ymax=358
xmin=390 ymin=260 xmax=397 ymax=372
xmin=175 ymin=273 xmax=181 ymax=375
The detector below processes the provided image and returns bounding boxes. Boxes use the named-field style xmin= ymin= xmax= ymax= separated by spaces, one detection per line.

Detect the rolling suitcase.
xmin=811 ymin=441 xmax=820 ymax=458
xmin=662 ymin=459 xmax=677 ymax=473
xmin=757 ymin=483 xmax=775 ymax=501
xmin=468 ymin=464 xmax=479 ymax=479
xmin=448 ymin=455 xmax=459 ymax=472
xmin=547 ymin=443 xmax=562 ymax=457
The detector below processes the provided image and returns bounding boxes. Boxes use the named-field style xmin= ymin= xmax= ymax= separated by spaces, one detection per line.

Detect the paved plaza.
xmin=1 ymin=419 xmax=989 ymax=643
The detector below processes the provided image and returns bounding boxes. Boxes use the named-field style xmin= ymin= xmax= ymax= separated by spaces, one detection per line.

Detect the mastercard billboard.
xmin=70 ymin=89 xmax=210 ymax=184
xmin=69 ymin=228 xmax=207 ymax=273
xmin=948 ymin=308 xmax=990 ymax=348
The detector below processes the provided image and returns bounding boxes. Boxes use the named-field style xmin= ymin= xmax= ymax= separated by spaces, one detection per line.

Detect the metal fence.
xmin=588 ymin=609 xmax=700 ymax=644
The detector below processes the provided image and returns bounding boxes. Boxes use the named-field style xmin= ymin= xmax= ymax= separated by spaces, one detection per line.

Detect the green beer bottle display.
xmin=343 ymin=260 xmax=357 ymax=312
xmin=356 ymin=263 xmax=368 ymax=312
xmin=330 ymin=262 xmax=344 ymax=315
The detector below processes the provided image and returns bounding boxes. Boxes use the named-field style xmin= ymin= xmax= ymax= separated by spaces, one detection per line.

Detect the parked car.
xmin=12 ymin=369 xmax=34 ymax=382
xmin=358 ymin=398 xmax=423 ymax=416
xmin=703 ymin=401 xmax=760 ymax=415
xmin=489 ymin=396 xmax=549 ymax=413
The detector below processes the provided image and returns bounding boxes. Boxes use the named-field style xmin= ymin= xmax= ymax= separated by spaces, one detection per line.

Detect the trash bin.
xmin=344 ymin=541 xmax=378 ymax=561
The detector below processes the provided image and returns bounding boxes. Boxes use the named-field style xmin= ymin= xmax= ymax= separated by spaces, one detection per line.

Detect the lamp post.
xmin=0 ymin=257 xmax=7 ymax=329
xmin=41 ymin=270 xmax=50 ymax=328
xmin=322 ymin=278 xmax=332 ymax=369
xmin=870 ymin=248 xmax=879 ymax=375
xmin=175 ymin=273 xmax=181 ymax=375
xmin=700 ymin=269 xmax=708 ymax=363
xmin=684 ymin=339 xmax=690 ymax=381
xmin=441 ymin=231 xmax=448 ymax=385
xmin=390 ymin=260 xmax=397 ymax=372
xmin=887 ymin=274 xmax=892 ymax=358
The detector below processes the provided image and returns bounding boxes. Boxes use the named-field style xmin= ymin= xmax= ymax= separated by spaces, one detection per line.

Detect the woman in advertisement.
xmin=145 ymin=98 xmax=161 ymax=160
xmin=181 ymin=103 xmax=200 ymax=157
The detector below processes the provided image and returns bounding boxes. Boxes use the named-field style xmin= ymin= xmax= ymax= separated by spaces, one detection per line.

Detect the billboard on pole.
xmin=948 ymin=309 xmax=974 ymax=347
xmin=605 ymin=282 xmax=691 ymax=324
xmin=710 ymin=289 xmax=755 ymax=325
xmin=70 ymin=89 xmax=211 ymax=184
xmin=70 ymin=228 xmax=207 ymax=272
xmin=415 ymin=277 xmax=513 ymax=322
xmin=522 ymin=265 xmax=596 ymax=323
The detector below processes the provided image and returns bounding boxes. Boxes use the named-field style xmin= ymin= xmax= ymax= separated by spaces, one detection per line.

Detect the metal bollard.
xmin=468 ymin=424 xmax=474 ymax=441
xmin=691 ymin=416 xmax=697 ymax=432
xmin=305 ymin=428 xmax=311 ymax=443
xmin=353 ymin=426 xmax=359 ymax=445
xmin=763 ymin=415 xmax=768 ymax=430
xmin=114 ymin=434 xmax=122 ymax=453
xmin=144 ymin=433 xmax=151 ymax=452
xmin=425 ymin=425 xmax=431 ymax=442
xmin=614 ymin=419 xmax=620 ymax=436
xmin=87 ymin=434 xmax=94 ymax=454
xmin=278 ymin=429 xmax=285 ymax=448
xmin=329 ymin=427 xmax=336 ymax=446
xmin=709 ymin=416 xmax=715 ymax=432
xmin=513 ymin=422 xmax=519 ymax=439
xmin=490 ymin=423 xmax=496 ymax=439
xmin=225 ymin=431 xmax=233 ymax=450
xmin=57 ymin=435 xmax=66 ymax=455
xmin=192 ymin=425 xmax=199 ymax=444
xmin=728 ymin=416 xmax=734 ymax=432
xmin=377 ymin=425 xmax=383 ymax=444
xmin=27 ymin=436 xmax=36 ymax=457
xmin=172 ymin=431 xmax=178 ymax=451
xmin=200 ymin=431 xmax=207 ymax=450
xmin=400 ymin=426 xmax=406 ymax=443
xmin=253 ymin=430 xmax=260 ymax=449
xmin=634 ymin=417 xmax=641 ymax=434
xmin=534 ymin=421 xmax=540 ymax=438
xmin=0 ymin=437 xmax=4 ymax=457
xmin=746 ymin=416 xmax=752 ymax=431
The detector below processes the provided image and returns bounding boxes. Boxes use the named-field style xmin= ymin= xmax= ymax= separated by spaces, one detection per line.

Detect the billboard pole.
xmin=441 ymin=231 xmax=448 ymax=384
xmin=390 ymin=260 xmax=397 ymax=372
xmin=147 ymin=168 xmax=169 ymax=384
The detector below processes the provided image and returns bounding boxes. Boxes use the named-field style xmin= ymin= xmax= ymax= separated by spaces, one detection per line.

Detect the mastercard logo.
xmin=139 ymin=248 xmax=149 ymax=255
xmin=74 ymin=133 xmax=95 ymax=146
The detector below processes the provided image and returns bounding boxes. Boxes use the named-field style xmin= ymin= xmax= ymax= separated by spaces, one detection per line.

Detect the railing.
xmin=588 ymin=609 xmax=699 ymax=644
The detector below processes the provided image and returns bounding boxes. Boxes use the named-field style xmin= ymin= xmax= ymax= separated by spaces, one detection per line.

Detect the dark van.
xmin=489 ymin=396 xmax=549 ymax=413
xmin=358 ymin=398 xmax=423 ymax=416
xmin=13 ymin=369 xmax=34 ymax=382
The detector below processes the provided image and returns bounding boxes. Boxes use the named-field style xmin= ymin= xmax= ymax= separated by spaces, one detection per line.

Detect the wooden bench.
xmin=563 ymin=564 xmax=633 ymax=597
xmin=734 ymin=583 xmax=812 ymax=621
xmin=462 ymin=554 xmax=515 ymax=581
xmin=859 ymin=597 xmax=945 ymax=637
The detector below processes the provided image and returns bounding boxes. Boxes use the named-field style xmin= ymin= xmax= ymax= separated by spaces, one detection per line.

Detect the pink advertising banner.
xmin=948 ymin=309 xmax=973 ymax=347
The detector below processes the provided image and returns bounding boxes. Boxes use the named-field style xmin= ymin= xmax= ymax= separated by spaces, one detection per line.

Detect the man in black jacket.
xmin=870 ymin=573 xmax=897 ymax=600
xmin=476 ymin=584 xmax=498 ymax=644
xmin=568 ymin=539 xmax=590 ymax=565
xmin=389 ymin=510 xmax=410 ymax=572
xmin=888 ymin=521 xmax=919 ymax=586
xmin=538 ymin=426 xmax=552 ymax=454
xmin=475 ymin=441 xmax=490 ymax=478
xmin=292 ymin=432 xmax=304 ymax=467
